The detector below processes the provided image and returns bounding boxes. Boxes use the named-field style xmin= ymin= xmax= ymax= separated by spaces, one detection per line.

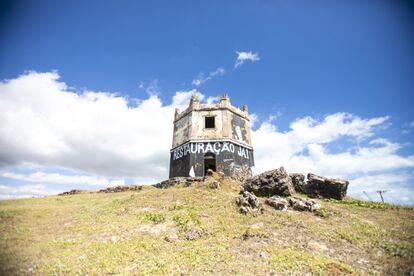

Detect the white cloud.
xmin=409 ymin=121 xmax=414 ymax=128
xmin=0 ymin=184 xmax=62 ymax=199
xmin=0 ymin=71 xmax=202 ymax=183
xmin=0 ymin=171 xmax=124 ymax=186
xmin=192 ymin=67 xmax=225 ymax=86
xmin=234 ymin=51 xmax=260 ymax=68
xmin=248 ymin=113 xmax=259 ymax=128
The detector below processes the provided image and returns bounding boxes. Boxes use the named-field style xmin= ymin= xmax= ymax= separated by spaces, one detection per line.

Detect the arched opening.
xmin=204 ymin=152 xmax=216 ymax=176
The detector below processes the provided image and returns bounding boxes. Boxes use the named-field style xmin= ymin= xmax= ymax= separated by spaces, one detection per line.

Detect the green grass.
xmin=0 ymin=178 xmax=413 ymax=275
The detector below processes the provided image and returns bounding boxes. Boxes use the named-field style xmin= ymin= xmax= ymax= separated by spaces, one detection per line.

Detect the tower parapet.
xmin=169 ymin=94 xmax=254 ymax=178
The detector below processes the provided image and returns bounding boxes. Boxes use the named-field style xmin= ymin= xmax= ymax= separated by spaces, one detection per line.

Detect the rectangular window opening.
xmin=205 ymin=116 xmax=215 ymax=129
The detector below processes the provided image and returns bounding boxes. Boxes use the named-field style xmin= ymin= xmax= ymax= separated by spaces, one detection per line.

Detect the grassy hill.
xmin=1 ymin=177 xmax=413 ymax=275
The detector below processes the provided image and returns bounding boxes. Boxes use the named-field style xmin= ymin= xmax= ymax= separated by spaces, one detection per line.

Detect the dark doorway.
xmin=204 ymin=152 xmax=216 ymax=175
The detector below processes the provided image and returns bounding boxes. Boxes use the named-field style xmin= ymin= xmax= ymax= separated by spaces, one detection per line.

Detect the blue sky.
xmin=0 ymin=0 xmax=413 ymax=204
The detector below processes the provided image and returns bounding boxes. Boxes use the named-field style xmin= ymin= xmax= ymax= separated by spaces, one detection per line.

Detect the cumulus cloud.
xmin=0 ymin=71 xmax=202 ymax=183
xmin=192 ymin=67 xmax=225 ymax=86
xmin=234 ymin=51 xmax=260 ymax=68
xmin=0 ymin=184 xmax=62 ymax=199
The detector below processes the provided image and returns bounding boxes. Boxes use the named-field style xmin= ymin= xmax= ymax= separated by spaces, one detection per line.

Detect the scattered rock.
xmin=164 ymin=234 xmax=178 ymax=243
xmin=265 ymin=196 xmax=320 ymax=212
xmin=265 ymin=196 xmax=289 ymax=211
xmin=99 ymin=185 xmax=142 ymax=193
xmin=243 ymin=167 xmax=295 ymax=197
xmin=235 ymin=191 xmax=260 ymax=214
xmin=306 ymin=173 xmax=348 ymax=200
xmin=239 ymin=206 xmax=249 ymax=214
xmin=209 ymin=180 xmax=220 ymax=189
xmin=58 ymin=189 xmax=82 ymax=196
xmin=185 ymin=230 xmax=202 ymax=240
xmin=289 ymin=197 xmax=321 ymax=212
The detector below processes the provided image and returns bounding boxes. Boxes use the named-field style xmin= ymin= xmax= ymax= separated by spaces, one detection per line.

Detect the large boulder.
xmin=289 ymin=173 xmax=307 ymax=194
xmin=306 ymin=173 xmax=348 ymax=200
xmin=243 ymin=167 xmax=295 ymax=197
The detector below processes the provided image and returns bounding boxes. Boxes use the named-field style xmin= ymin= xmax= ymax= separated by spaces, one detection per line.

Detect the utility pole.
xmin=376 ymin=190 xmax=387 ymax=203
xmin=363 ymin=191 xmax=373 ymax=201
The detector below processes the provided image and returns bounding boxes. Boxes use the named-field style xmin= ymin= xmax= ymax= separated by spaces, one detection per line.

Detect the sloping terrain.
xmin=0 ymin=177 xmax=413 ymax=275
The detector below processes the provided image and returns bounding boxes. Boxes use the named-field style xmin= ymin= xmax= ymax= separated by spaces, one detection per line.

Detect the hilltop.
xmin=0 ymin=176 xmax=413 ymax=275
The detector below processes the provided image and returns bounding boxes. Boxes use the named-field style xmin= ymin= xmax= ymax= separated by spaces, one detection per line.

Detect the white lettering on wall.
xmin=172 ymin=142 xmax=249 ymax=160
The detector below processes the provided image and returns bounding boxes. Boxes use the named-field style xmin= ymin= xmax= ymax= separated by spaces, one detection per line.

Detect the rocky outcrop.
xmin=235 ymin=191 xmax=260 ymax=214
xmin=306 ymin=173 xmax=348 ymax=200
xmin=153 ymin=177 xmax=204 ymax=189
xmin=243 ymin=167 xmax=295 ymax=197
xmin=289 ymin=173 xmax=307 ymax=194
xmin=98 ymin=185 xmax=142 ymax=193
xmin=58 ymin=189 xmax=82 ymax=196
xmin=265 ymin=196 xmax=321 ymax=212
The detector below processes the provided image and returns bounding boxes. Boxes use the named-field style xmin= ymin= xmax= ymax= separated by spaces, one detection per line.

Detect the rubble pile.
xmin=153 ymin=177 xmax=204 ymax=189
xmin=264 ymin=196 xmax=321 ymax=212
xmin=58 ymin=190 xmax=83 ymax=196
xmin=237 ymin=166 xmax=349 ymax=214
xmin=98 ymin=185 xmax=142 ymax=193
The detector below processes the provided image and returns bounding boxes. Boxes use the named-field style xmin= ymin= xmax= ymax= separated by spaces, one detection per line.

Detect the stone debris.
xmin=185 ymin=230 xmax=202 ymax=241
xmin=265 ymin=196 xmax=321 ymax=212
xmin=288 ymin=197 xmax=321 ymax=212
xmin=306 ymin=173 xmax=349 ymax=200
xmin=208 ymin=180 xmax=221 ymax=189
xmin=243 ymin=167 xmax=295 ymax=197
xmin=98 ymin=185 xmax=142 ymax=193
xmin=58 ymin=189 xmax=82 ymax=196
xmin=264 ymin=196 xmax=289 ymax=211
xmin=235 ymin=191 xmax=260 ymax=214
xmin=153 ymin=177 xmax=204 ymax=189
xmin=164 ymin=234 xmax=178 ymax=243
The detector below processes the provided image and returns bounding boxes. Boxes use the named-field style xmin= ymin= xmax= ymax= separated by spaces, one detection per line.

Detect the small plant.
xmin=142 ymin=212 xmax=165 ymax=224
xmin=173 ymin=212 xmax=200 ymax=232
xmin=314 ymin=208 xmax=331 ymax=218
xmin=383 ymin=242 xmax=412 ymax=258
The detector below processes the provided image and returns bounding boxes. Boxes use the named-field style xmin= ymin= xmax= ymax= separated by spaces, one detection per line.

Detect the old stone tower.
xmin=169 ymin=94 xmax=254 ymax=178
